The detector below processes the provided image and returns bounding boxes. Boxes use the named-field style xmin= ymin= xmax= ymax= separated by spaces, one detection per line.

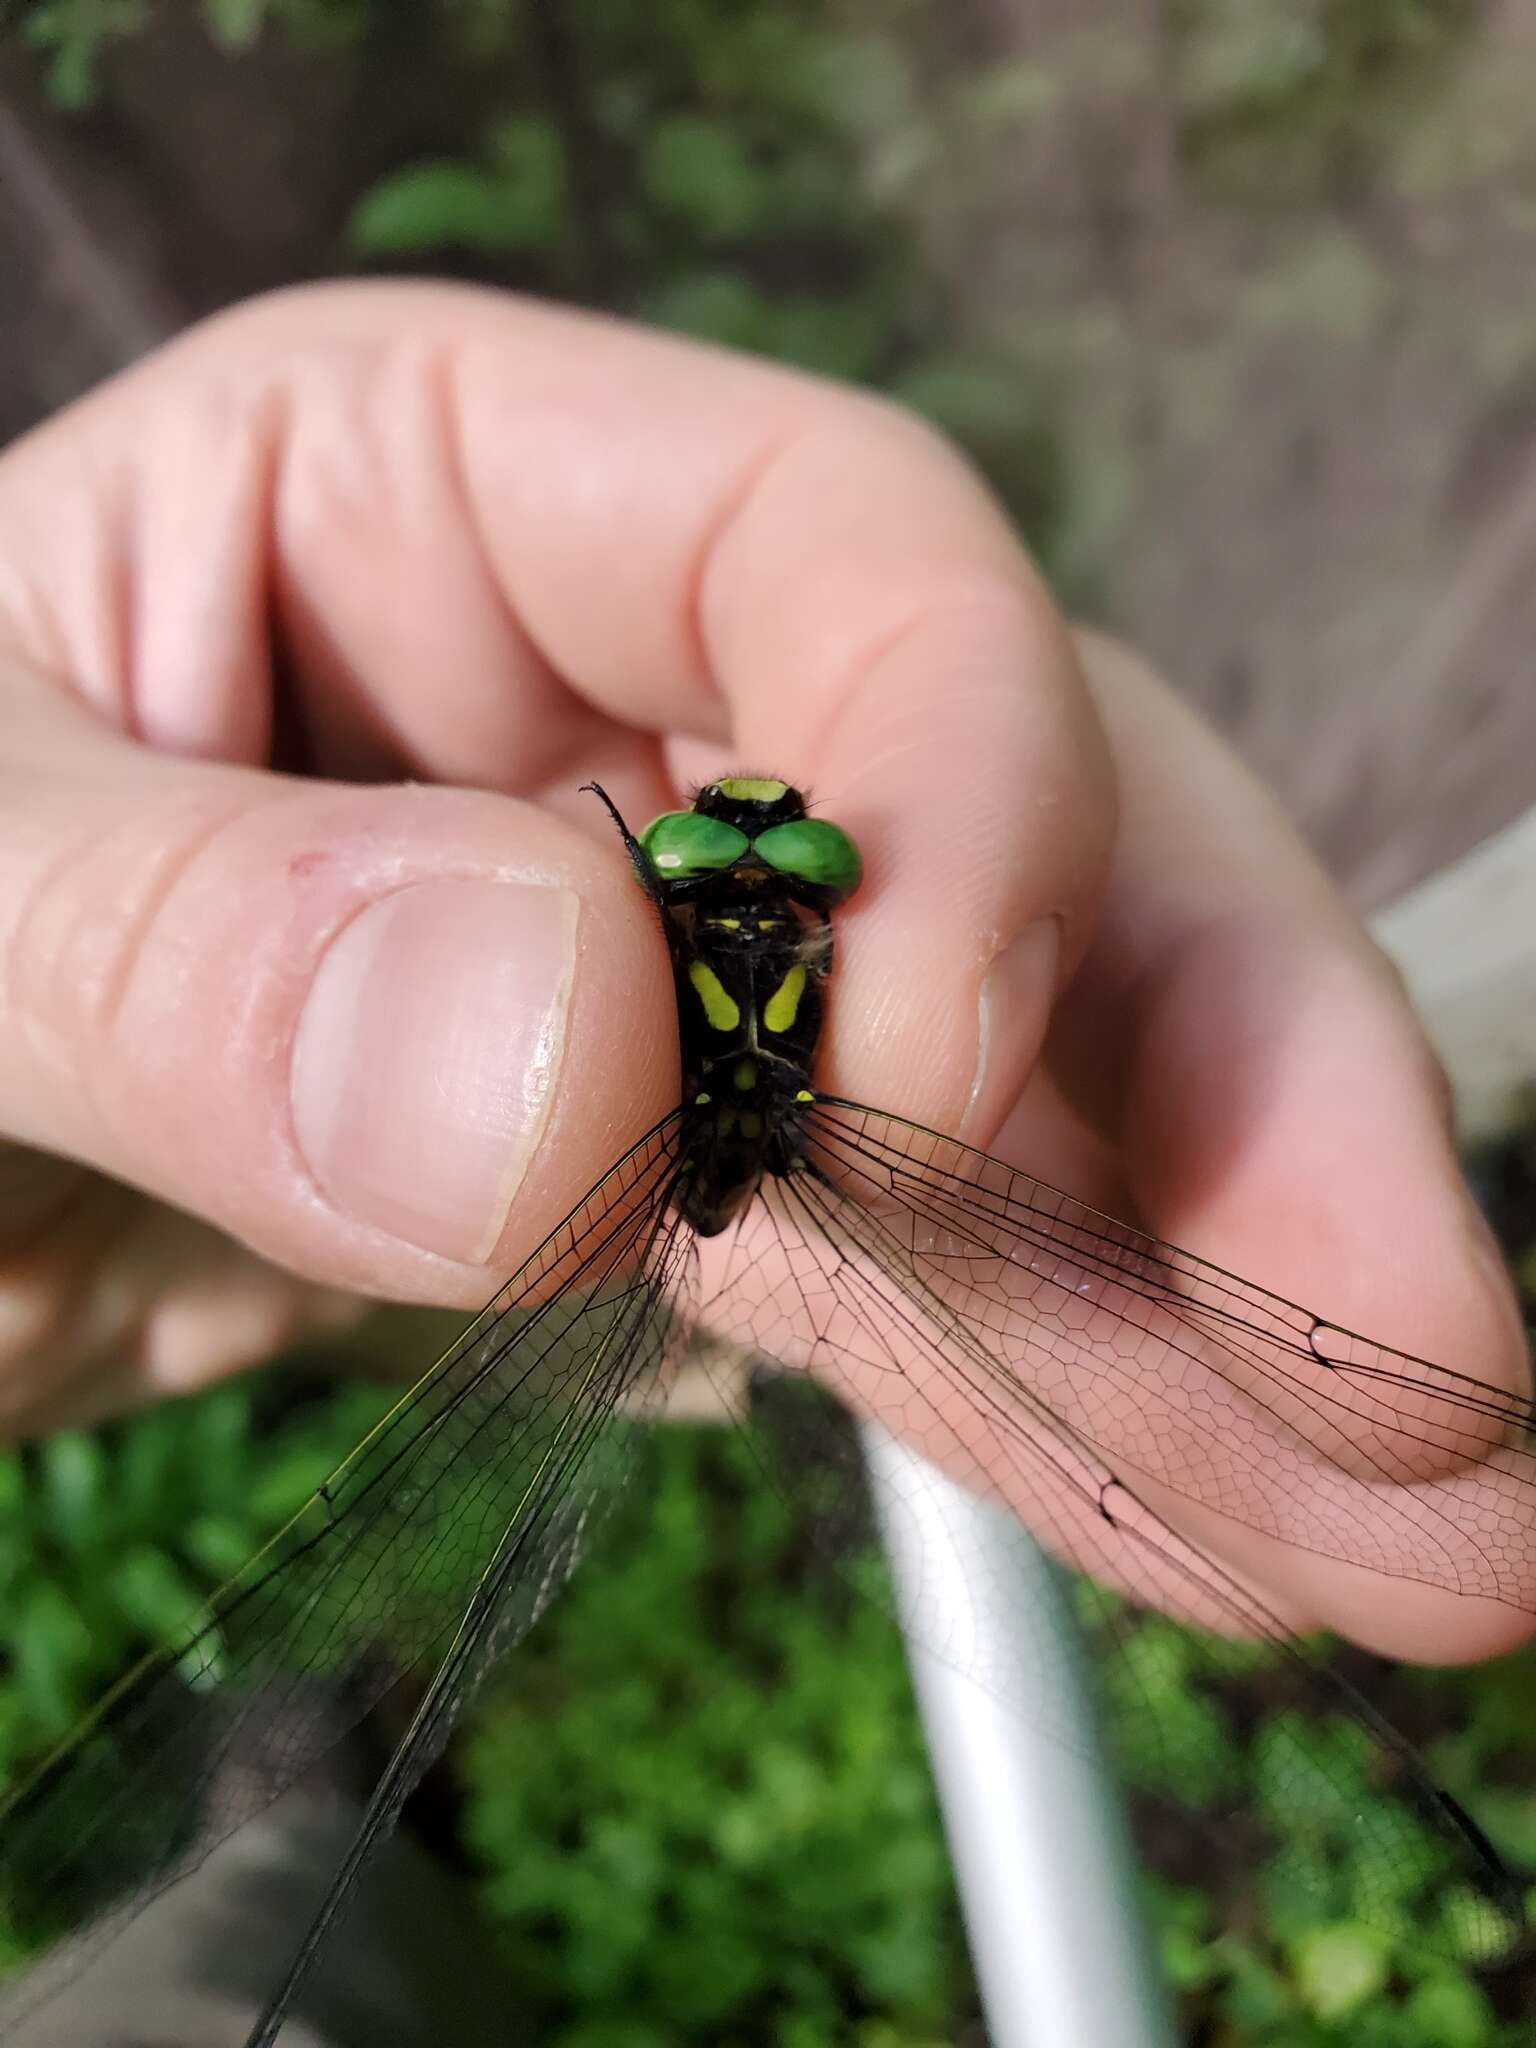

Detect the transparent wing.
xmin=801 ymin=1099 xmax=1536 ymax=1605
xmin=702 ymin=1097 xmax=1532 ymax=1952
xmin=0 ymin=1112 xmax=696 ymax=2033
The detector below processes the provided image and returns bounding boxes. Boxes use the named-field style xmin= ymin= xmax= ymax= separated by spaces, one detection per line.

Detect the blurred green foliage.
xmin=0 ymin=1377 xmax=394 ymax=1780
xmin=11 ymin=0 xmax=369 ymax=105
xmin=9 ymin=0 xmax=1483 ymax=578
xmin=1091 ymin=1592 xmax=1536 ymax=2044
xmin=3 ymin=1346 xmax=1536 ymax=2038
xmin=461 ymin=1422 xmax=963 ymax=2047
xmin=1176 ymin=0 xmax=1475 ymax=171
xmin=6 ymin=0 xmax=1065 ymax=563
xmin=338 ymin=2 xmax=1044 ymax=495
xmin=0 ymin=1373 xmax=395 ymax=1966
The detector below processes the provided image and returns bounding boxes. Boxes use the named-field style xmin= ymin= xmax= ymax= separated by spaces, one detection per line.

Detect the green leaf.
xmin=787 ymin=31 xmax=913 ymax=138
xmin=482 ymin=115 xmax=568 ymax=248
xmin=349 ymin=161 xmax=540 ymax=259
xmin=22 ymin=0 xmax=146 ymax=108
xmin=245 ymin=1445 xmax=341 ymax=1525
xmin=761 ymin=294 xmax=893 ymax=380
xmin=12 ymin=1581 xmax=93 ymax=1732
xmin=118 ymin=1411 xmax=176 ymax=1523
xmin=108 ymin=1545 xmax=201 ymax=1640
xmin=1288 ymin=1921 xmax=1389 ymax=2020
xmin=40 ymin=1434 xmax=106 ymax=1552
xmin=641 ymin=270 xmax=768 ymax=350
xmin=748 ymin=151 xmax=861 ymax=238
xmin=1219 ymin=1940 xmax=1299 ymax=2028
xmin=1436 ymin=1881 xmax=1525 ymax=1968
xmin=641 ymin=118 xmax=762 ymax=241
xmin=182 ymin=1512 xmax=256 ymax=1582
xmin=1181 ymin=11 xmax=1327 ymax=121
xmin=1152 ymin=1883 xmax=1218 ymax=1989
xmin=892 ymin=358 xmax=1027 ymax=446
xmin=1256 ymin=1710 xmax=1371 ymax=1828
xmin=0 ymin=1454 xmax=24 ymax=1519
xmin=202 ymin=0 xmax=267 ymax=51
xmin=460 ymin=1423 xmax=958 ymax=2040
xmin=1403 ymin=1971 xmax=1495 ymax=2048
xmin=191 ymin=1383 xmax=253 ymax=1470
xmin=1099 ymin=1622 xmax=1238 ymax=1805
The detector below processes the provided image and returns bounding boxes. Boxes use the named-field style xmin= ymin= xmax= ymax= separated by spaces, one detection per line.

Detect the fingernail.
xmin=291 ymin=881 xmax=579 ymax=1263
xmin=965 ymin=917 xmax=1061 ymax=1143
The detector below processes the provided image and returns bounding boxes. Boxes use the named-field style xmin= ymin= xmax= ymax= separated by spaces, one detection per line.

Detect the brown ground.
xmin=2 ymin=0 xmax=1534 ymax=904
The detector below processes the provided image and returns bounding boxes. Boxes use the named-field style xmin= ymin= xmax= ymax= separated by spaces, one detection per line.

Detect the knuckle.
xmin=5 ymin=801 xmax=225 ymax=1154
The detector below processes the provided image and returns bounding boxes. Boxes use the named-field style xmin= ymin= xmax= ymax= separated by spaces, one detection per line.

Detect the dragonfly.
xmin=2 ymin=773 xmax=1534 ymax=2045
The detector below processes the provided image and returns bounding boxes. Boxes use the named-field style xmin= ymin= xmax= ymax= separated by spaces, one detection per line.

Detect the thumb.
xmin=0 ymin=684 xmax=676 ymax=1304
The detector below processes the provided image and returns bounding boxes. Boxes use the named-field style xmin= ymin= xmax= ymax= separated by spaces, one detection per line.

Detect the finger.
xmin=0 ymin=280 xmax=1116 ymax=1159
xmin=1029 ymin=632 xmax=1532 ymax=1659
xmin=0 ymin=1170 xmax=360 ymax=1439
xmin=647 ymin=402 xmax=1114 ymax=1144
xmin=0 ymin=678 xmax=675 ymax=1316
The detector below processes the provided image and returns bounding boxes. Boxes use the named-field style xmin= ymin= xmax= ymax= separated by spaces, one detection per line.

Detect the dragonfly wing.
xmin=0 ymin=1113 xmax=696 ymax=2033
xmin=799 ymin=1098 xmax=1536 ymax=1612
xmin=695 ymin=1098 xmax=1529 ymax=1950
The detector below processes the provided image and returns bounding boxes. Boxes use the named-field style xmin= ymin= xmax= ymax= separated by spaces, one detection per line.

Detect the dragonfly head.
xmin=641 ymin=779 xmax=863 ymax=906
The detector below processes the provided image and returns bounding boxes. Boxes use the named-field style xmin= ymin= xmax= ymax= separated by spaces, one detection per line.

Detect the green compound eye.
xmin=641 ymin=810 xmax=750 ymax=879
xmin=751 ymin=818 xmax=863 ymax=901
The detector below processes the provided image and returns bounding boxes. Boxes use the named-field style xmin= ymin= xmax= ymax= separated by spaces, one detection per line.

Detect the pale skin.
xmin=0 ymin=282 xmax=1528 ymax=1675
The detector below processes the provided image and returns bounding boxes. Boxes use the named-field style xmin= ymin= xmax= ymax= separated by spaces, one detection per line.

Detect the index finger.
xmin=0 ymin=280 xmax=1114 ymax=1148
xmin=0 ymin=283 xmax=1111 ymax=1327
xmin=431 ymin=283 xmax=1114 ymax=1132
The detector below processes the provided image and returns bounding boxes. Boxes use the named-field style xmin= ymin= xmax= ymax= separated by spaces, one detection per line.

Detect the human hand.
xmin=0 ymin=282 xmax=1524 ymax=1663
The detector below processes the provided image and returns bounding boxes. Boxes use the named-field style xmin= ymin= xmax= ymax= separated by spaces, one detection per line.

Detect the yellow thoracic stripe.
xmin=763 ymin=963 xmax=806 ymax=1034
xmin=688 ymin=959 xmax=740 ymax=1031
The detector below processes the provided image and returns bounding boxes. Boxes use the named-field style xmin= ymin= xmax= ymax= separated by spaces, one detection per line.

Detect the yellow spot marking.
xmin=718 ymin=776 xmax=787 ymax=803
xmin=694 ymin=1091 xmax=712 ymax=1105
xmin=707 ymin=916 xmax=742 ymax=930
xmin=734 ymin=1059 xmax=757 ymax=1091
xmin=763 ymin=963 xmax=806 ymax=1035
xmin=688 ymin=960 xmax=740 ymax=1031
xmin=795 ymin=1089 xmax=815 ymax=1103
xmin=739 ymin=1110 xmax=763 ymax=1140
xmin=716 ymin=1105 xmax=737 ymax=1136
xmin=758 ymin=919 xmax=777 ymax=931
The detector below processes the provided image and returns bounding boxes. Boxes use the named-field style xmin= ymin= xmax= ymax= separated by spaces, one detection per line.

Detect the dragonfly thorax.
xmin=614 ymin=778 xmax=862 ymax=1237
xmin=672 ymin=891 xmax=828 ymax=1234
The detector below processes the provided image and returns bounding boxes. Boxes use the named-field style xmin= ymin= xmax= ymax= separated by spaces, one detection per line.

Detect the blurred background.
xmin=2 ymin=3 xmax=1536 ymax=2043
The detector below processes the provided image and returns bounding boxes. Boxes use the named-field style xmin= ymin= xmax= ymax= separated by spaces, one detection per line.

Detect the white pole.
xmin=862 ymin=1426 xmax=1179 ymax=2048
xmin=1372 ymin=807 xmax=1536 ymax=1142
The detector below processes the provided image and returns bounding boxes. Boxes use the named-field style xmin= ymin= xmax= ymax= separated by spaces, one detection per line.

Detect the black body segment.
xmin=586 ymin=778 xmax=853 ymax=1236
